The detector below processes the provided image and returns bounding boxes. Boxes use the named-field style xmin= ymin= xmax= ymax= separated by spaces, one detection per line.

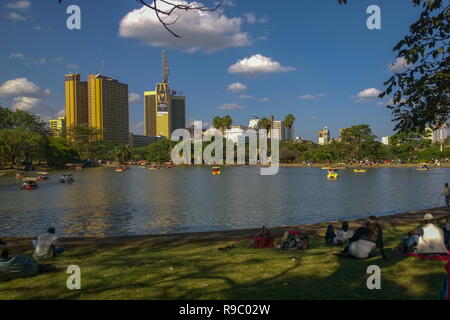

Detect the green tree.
xmin=212 ymin=115 xmax=233 ymax=135
xmin=145 ymin=139 xmax=173 ymax=163
xmin=44 ymin=137 xmax=80 ymax=168
xmin=389 ymin=130 xmax=431 ymax=162
xmin=341 ymin=125 xmax=378 ymax=160
xmin=380 ymin=0 xmax=449 ymax=132
xmin=283 ymin=114 xmax=296 ymax=140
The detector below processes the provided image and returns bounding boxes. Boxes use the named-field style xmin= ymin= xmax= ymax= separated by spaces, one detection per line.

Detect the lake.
xmin=0 ymin=166 xmax=449 ymax=237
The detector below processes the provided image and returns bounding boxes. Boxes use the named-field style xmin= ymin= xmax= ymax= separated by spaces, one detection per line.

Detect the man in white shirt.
xmin=403 ymin=213 xmax=448 ymax=254
xmin=32 ymin=228 xmax=64 ymax=259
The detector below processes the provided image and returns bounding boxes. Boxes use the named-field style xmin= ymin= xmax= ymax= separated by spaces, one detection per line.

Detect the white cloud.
xmin=5 ymin=1 xmax=30 ymax=10
xmin=0 ymin=78 xmax=51 ymax=98
xmin=244 ymin=12 xmax=268 ymax=24
xmin=66 ymin=63 xmax=78 ymax=69
xmin=25 ymin=58 xmax=47 ymax=66
xmin=354 ymin=88 xmax=382 ymax=102
xmin=8 ymin=53 xmax=25 ymax=60
xmin=129 ymin=93 xmax=142 ymax=104
xmin=227 ymin=82 xmax=247 ymax=92
xmin=218 ymin=102 xmax=246 ymax=110
xmin=298 ymin=93 xmax=326 ymax=100
xmin=244 ymin=12 xmax=257 ymax=24
xmin=11 ymin=96 xmax=57 ymax=119
xmin=237 ymin=94 xmax=253 ymax=99
xmin=256 ymin=35 xmax=268 ymax=41
xmin=218 ymin=0 xmax=235 ymax=7
xmin=119 ymin=1 xmax=251 ymax=53
xmin=34 ymin=26 xmax=51 ymax=31
xmin=228 ymin=54 xmax=296 ymax=76
xmin=55 ymin=109 xmax=65 ymax=117
xmin=7 ymin=12 xmax=26 ymax=21
xmin=258 ymin=97 xmax=269 ymax=102
xmin=389 ymin=57 xmax=411 ymax=72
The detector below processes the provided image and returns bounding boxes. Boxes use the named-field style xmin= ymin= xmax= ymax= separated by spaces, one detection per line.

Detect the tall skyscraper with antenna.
xmin=144 ymin=50 xmax=186 ymax=137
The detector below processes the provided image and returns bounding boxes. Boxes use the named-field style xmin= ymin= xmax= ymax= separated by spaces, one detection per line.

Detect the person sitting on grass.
xmin=401 ymin=213 xmax=448 ymax=254
xmin=252 ymin=226 xmax=274 ymax=248
xmin=280 ymin=229 xmax=309 ymax=251
xmin=339 ymin=216 xmax=386 ymax=259
xmin=32 ymin=227 xmax=64 ymax=260
xmin=0 ymin=247 xmax=56 ymax=282
xmin=325 ymin=222 xmax=354 ymax=246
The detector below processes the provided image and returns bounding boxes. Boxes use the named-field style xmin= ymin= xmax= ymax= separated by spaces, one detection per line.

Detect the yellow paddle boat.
xmin=353 ymin=169 xmax=366 ymax=173
xmin=212 ymin=167 xmax=221 ymax=175
xmin=417 ymin=167 xmax=431 ymax=171
xmin=321 ymin=166 xmax=332 ymax=170
xmin=327 ymin=172 xmax=339 ymax=179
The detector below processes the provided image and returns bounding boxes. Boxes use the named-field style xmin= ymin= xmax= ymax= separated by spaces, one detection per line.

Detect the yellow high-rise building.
xmin=65 ymin=73 xmax=129 ymax=144
xmin=87 ymin=74 xmax=129 ymax=144
xmin=65 ymin=74 xmax=88 ymax=129
xmin=144 ymin=50 xmax=186 ymax=137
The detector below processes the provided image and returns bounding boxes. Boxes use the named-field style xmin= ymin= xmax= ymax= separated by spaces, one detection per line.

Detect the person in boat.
xmin=325 ymin=222 xmax=354 ymax=246
xmin=0 ymin=247 xmax=56 ymax=282
xmin=22 ymin=180 xmax=37 ymax=189
xmin=60 ymin=174 xmax=74 ymax=183
xmin=32 ymin=228 xmax=64 ymax=260
xmin=252 ymin=226 xmax=274 ymax=248
xmin=400 ymin=213 xmax=448 ymax=254
xmin=339 ymin=216 xmax=386 ymax=259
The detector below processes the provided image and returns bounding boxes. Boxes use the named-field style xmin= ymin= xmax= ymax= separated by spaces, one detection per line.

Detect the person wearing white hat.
xmin=402 ymin=213 xmax=448 ymax=254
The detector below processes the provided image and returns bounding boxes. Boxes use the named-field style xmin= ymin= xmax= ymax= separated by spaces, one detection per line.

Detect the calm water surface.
xmin=0 ymin=166 xmax=449 ymax=237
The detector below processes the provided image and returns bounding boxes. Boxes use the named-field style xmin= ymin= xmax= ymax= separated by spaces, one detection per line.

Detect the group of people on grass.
xmin=252 ymin=213 xmax=450 ymax=258
xmin=0 ymin=228 xmax=64 ymax=282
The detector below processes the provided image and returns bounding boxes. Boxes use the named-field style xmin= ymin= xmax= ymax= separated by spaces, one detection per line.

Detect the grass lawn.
xmin=1 ymin=208 xmax=449 ymax=300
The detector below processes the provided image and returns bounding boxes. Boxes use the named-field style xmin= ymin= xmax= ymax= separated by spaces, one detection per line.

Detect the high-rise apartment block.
xmin=144 ymin=50 xmax=186 ymax=138
xmin=65 ymin=73 xmax=129 ymax=144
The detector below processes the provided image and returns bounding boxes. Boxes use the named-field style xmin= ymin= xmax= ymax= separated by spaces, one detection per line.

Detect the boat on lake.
xmin=22 ymin=178 xmax=38 ymax=190
xmin=59 ymin=173 xmax=75 ymax=183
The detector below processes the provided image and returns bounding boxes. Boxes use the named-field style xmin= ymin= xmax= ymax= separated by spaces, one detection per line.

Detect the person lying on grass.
xmin=0 ymin=247 xmax=56 ymax=282
xmin=325 ymin=221 xmax=354 ymax=246
xmin=400 ymin=213 xmax=448 ymax=255
xmin=32 ymin=227 xmax=64 ymax=260
xmin=338 ymin=216 xmax=387 ymax=259
xmin=279 ymin=229 xmax=309 ymax=251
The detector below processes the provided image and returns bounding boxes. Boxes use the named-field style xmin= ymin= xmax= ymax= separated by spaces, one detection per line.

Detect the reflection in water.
xmin=0 ymin=166 xmax=449 ymax=237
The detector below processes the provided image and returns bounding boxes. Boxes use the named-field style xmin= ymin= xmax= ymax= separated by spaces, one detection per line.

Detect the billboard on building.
xmin=157 ymin=83 xmax=169 ymax=114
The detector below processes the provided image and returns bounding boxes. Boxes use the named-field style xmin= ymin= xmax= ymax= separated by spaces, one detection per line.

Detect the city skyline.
xmin=0 ymin=0 xmax=447 ymax=141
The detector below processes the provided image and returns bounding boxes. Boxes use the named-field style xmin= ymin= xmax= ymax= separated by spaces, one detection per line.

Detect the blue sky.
xmin=0 ymin=0 xmax=424 ymax=140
